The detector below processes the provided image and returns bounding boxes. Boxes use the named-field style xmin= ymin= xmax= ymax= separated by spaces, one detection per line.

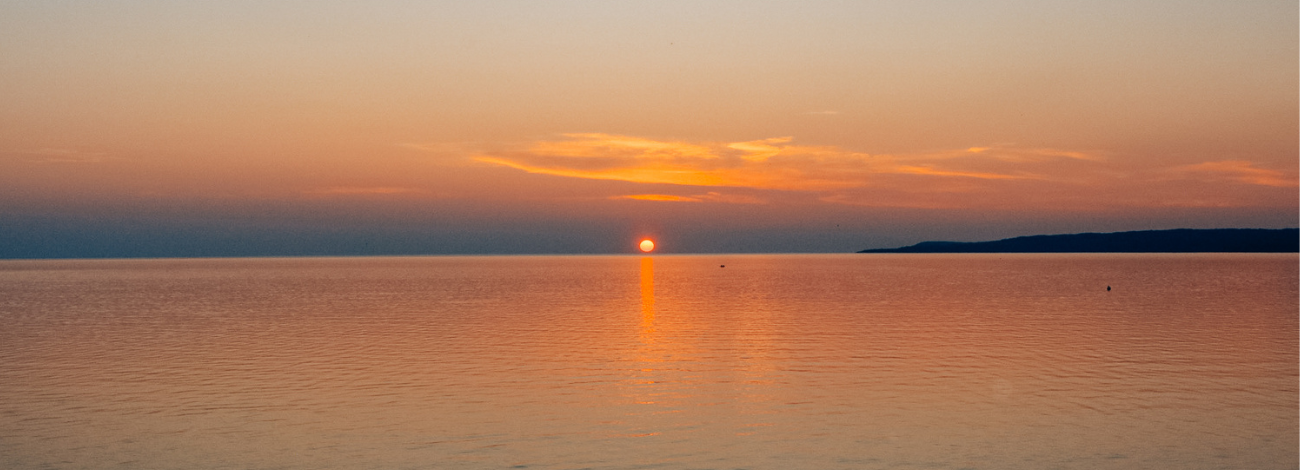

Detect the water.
xmin=0 ymin=254 xmax=1295 ymax=469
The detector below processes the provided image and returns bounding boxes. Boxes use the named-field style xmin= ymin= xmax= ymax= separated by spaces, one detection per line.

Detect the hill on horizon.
xmin=858 ymin=228 xmax=1299 ymax=253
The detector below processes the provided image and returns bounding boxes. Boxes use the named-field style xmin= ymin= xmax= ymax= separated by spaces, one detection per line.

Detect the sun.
xmin=639 ymin=239 xmax=655 ymax=253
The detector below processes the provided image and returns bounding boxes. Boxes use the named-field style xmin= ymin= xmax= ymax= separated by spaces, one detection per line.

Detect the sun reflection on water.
xmin=639 ymin=257 xmax=655 ymax=344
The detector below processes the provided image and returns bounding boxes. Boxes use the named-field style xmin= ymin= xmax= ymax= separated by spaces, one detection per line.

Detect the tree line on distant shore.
xmin=859 ymin=228 xmax=1299 ymax=253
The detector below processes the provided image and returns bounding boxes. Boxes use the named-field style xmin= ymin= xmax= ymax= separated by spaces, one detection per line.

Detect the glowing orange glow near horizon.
xmin=639 ymin=239 xmax=655 ymax=253
xmin=0 ymin=1 xmax=1294 ymax=257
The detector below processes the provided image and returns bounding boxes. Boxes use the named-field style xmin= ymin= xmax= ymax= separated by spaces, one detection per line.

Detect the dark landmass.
xmin=859 ymin=228 xmax=1299 ymax=253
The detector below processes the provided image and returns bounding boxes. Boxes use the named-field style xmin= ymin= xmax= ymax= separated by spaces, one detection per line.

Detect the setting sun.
xmin=639 ymin=239 xmax=655 ymax=253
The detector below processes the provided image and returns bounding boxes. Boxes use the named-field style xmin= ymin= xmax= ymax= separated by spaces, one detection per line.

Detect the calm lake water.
xmin=0 ymin=254 xmax=1295 ymax=469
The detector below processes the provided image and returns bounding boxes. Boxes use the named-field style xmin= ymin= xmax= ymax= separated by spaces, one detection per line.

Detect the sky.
xmin=1 ymin=0 xmax=1296 ymax=257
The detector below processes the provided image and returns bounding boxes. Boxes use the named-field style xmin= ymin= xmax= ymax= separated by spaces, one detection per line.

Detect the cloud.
xmin=474 ymin=133 xmax=1080 ymax=193
xmin=612 ymin=194 xmax=702 ymax=202
xmin=468 ymin=133 xmax=1294 ymax=210
xmin=1175 ymin=161 xmax=1297 ymax=188
xmin=611 ymin=191 xmax=766 ymax=204
xmin=727 ymin=137 xmax=792 ymax=162
xmin=890 ymin=165 xmax=1028 ymax=180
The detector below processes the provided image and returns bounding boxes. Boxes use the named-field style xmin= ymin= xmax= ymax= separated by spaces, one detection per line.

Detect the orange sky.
xmin=0 ymin=1 xmax=1295 ymax=255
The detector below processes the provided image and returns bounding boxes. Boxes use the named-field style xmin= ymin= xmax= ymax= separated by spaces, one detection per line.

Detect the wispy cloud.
xmin=890 ymin=165 xmax=1028 ymax=180
xmin=473 ymin=133 xmax=848 ymax=190
xmin=611 ymin=193 xmax=702 ymax=202
xmin=467 ymin=133 xmax=1294 ymax=210
xmin=727 ymin=137 xmax=791 ymax=163
xmin=1175 ymin=160 xmax=1297 ymax=187
xmin=611 ymin=191 xmax=766 ymax=204
xmin=473 ymin=133 xmax=1081 ymax=193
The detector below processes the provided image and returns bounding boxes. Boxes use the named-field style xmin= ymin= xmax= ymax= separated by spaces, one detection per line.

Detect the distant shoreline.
xmin=859 ymin=228 xmax=1299 ymax=253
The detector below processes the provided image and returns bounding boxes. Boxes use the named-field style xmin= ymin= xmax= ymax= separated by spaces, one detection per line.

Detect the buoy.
xmin=1107 ymin=285 xmax=1111 ymax=291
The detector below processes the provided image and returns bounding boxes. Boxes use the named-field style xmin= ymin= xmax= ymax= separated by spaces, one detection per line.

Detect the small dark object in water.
xmin=720 ymin=265 xmax=725 ymax=268
xmin=1107 ymin=285 xmax=1111 ymax=291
